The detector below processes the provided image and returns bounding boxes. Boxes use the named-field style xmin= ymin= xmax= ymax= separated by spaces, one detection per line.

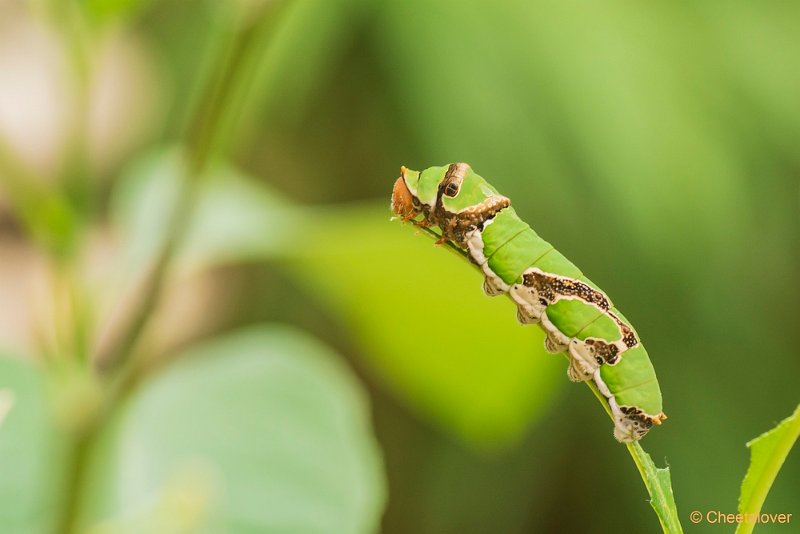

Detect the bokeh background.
xmin=0 ymin=1 xmax=798 ymax=533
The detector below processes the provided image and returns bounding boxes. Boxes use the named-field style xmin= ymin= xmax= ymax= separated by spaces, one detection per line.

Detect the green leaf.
xmin=81 ymin=0 xmax=153 ymax=24
xmin=289 ymin=205 xmax=565 ymax=450
xmin=77 ymin=325 xmax=386 ymax=533
xmin=112 ymin=152 xmax=564 ymax=450
xmin=111 ymin=147 xmax=301 ymax=276
xmin=241 ymin=0 xmax=372 ymax=133
xmin=0 ymin=390 xmax=12 ymax=429
xmin=736 ymin=404 xmax=800 ymax=534
xmin=0 ymin=356 xmax=69 ymax=534
xmin=0 ymin=141 xmax=81 ymax=260
xmin=374 ymin=0 xmax=752 ymax=267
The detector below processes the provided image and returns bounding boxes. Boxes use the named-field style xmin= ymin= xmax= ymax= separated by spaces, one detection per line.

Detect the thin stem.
xmin=50 ymin=0 xmax=93 ymax=216
xmin=55 ymin=432 xmax=93 ymax=534
xmin=93 ymin=3 xmax=283 ymax=376
xmin=585 ymin=380 xmax=683 ymax=533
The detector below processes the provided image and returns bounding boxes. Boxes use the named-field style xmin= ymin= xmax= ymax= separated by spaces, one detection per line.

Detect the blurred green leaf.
xmin=78 ymin=325 xmax=386 ymax=533
xmin=81 ymin=0 xmax=153 ymax=24
xmin=0 ymin=141 xmax=81 ymax=259
xmin=736 ymin=403 xmax=800 ymax=534
xmin=114 ymin=149 xmax=564 ymax=450
xmin=373 ymin=0 xmax=753 ymax=266
xmin=243 ymin=0 xmax=371 ymax=134
xmin=111 ymin=147 xmax=301 ymax=276
xmin=289 ymin=205 xmax=565 ymax=450
xmin=0 ymin=356 xmax=69 ymax=534
xmin=110 ymin=147 xmax=188 ymax=272
xmin=0 ymin=390 xmax=12 ymax=429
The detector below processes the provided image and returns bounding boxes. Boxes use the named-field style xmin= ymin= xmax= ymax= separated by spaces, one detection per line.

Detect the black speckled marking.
xmin=620 ymin=406 xmax=657 ymax=439
xmin=523 ymin=271 xmax=610 ymax=310
xmin=522 ymin=270 xmax=639 ymax=362
xmin=583 ymin=338 xmax=621 ymax=364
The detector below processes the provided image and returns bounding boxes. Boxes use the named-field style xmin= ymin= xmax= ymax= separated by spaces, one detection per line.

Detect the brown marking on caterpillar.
xmin=583 ymin=338 xmax=621 ymax=365
xmin=522 ymin=271 xmax=610 ymax=310
xmin=425 ymin=163 xmax=510 ymax=247
xmin=457 ymin=195 xmax=511 ymax=217
xmin=618 ymin=406 xmax=667 ymax=440
xmin=518 ymin=269 xmax=640 ymax=369
xmin=596 ymin=371 xmax=667 ymax=441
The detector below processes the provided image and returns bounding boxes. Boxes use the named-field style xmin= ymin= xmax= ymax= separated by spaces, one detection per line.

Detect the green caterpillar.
xmin=391 ymin=163 xmax=666 ymax=442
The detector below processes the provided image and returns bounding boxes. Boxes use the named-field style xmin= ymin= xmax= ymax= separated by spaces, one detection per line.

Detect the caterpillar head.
xmin=391 ymin=166 xmax=421 ymax=220
xmin=393 ymin=163 xmax=509 ymax=222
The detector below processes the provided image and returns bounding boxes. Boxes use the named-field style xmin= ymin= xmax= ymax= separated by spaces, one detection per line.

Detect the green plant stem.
xmin=584 ymin=380 xmax=682 ymax=533
xmin=49 ymin=0 xmax=93 ymax=216
xmin=55 ymin=432 xmax=93 ymax=534
xmin=93 ymin=3 xmax=284 ymax=376
xmin=414 ymin=223 xmax=683 ymax=533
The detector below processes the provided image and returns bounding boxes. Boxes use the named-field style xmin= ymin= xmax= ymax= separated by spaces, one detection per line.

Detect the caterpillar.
xmin=391 ymin=163 xmax=666 ymax=442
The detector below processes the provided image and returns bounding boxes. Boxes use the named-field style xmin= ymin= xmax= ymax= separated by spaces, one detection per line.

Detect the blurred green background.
xmin=0 ymin=0 xmax=798 ymax=533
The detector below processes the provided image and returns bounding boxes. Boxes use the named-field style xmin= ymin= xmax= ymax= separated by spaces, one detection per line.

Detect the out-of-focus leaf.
xmin=736 ymin=404 xmax=800 ymax=534
xmin=0 ymin=142 xmax=80 ymax=259
xmin=78 ymin=325 xmax=385 ymax=533
xmin=109 ymin=147 xmax=187 ymax=273
xmin=111 ymin=147 xmax=300 ymax=276
xmin=699 ymin=2 xmax=800 ymax=148
xmin=373 ymin=0 xmax=752 ymax=267
xmin=290 ymin=205 xmax=565 ymax=450
xmin=0 ymin=390 xmax=13 ymax=428
xmin=0 ymin=356 xmax=69 ymax=534
xmin=113 ymin=151 xmax=564 ymax=449
xmin=82 ymin=0 xmax=153 ymax=24
xmin=242 ymin=0 xmax=370 ymax=135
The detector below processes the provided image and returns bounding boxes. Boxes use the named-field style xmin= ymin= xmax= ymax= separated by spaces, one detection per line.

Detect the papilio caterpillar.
xmin=391 ymin=163 xmax=666 ymax=442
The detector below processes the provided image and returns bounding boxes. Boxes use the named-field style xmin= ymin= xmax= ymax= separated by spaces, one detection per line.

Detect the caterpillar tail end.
xmin=612 ymin=408 xmax=667 ymax=442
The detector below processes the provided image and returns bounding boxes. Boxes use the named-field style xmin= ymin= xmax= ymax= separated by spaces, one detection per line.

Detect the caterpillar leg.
xmin=509 ymin=283 xmax=546 ymax=322
xmin=564 ymin=330 xmax=599 ymax=381
xmin=539 ymin=313 xmax=569 ymax=352
xmin=567 ymin=339 xmax=602 ymax=382
xmin=483 ymin=276 xmax=507 ymax=296
xmin=567 ymin=358 xmax=594 ymax=382
xmin=568 ymin=337 xmax=628 ymax=382
xmin=544 ymin=331 xmax=568 ymax=354
xmin=515 ymin=305 xmax=539 ymax=325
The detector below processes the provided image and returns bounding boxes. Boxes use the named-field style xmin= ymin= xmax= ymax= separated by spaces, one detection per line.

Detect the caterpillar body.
xmin=391 ymin=163 xmax=666 ymax=442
